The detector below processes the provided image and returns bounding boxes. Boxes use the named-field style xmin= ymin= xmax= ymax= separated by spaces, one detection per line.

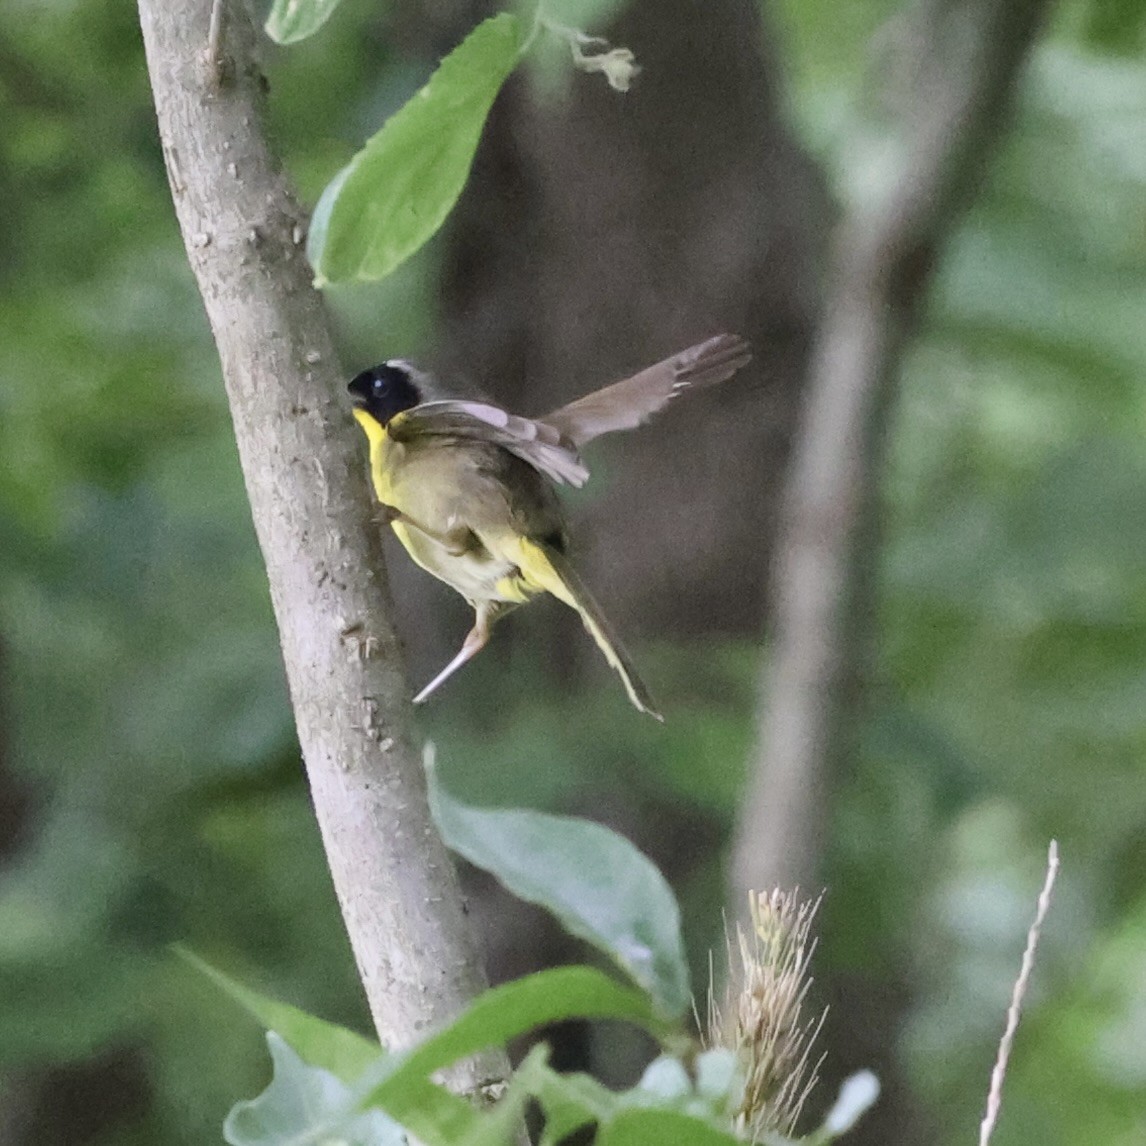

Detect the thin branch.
xmin=135 ymin=0 xmax=505 ymax=1093
xmin=732 ymin=0 xmax=1053 ymax=897
xmin=979 ymin=840 xmax=1060 ymax=1146
xmin=203 ymin=0 xmax=226 ymax=87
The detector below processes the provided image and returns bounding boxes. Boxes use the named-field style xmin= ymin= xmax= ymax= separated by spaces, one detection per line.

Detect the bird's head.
xmin=348 ymin=361 xmax=424 ymax=428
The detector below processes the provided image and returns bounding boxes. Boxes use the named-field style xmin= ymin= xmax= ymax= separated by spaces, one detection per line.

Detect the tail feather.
xmin=515 ymin=539 xmax=663 ymax=721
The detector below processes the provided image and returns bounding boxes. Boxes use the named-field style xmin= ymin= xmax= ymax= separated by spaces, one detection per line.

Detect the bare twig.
xmin=136 ymin=0 xmax=505 ymax=1094
xmin=732 ymin=0 xmax=1053 ymax=897
xmin=979 ymin=840 xmax=1060 ymax=1146
xmin=203 ymin=0 xmax=226 ymax=87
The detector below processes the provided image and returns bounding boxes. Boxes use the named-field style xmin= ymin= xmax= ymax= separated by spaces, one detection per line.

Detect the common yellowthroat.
xmin=349 ymin=334 xmax=751 ymax=719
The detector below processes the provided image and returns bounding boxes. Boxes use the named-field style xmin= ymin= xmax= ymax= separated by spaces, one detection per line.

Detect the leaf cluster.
xmin=190 ymin=764 xmax=876 ymax=1146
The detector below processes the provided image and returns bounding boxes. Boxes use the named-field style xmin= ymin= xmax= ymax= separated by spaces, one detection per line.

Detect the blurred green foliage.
xmin=0 ymin=0 xmax=1143 ymax=1144
xmin=777 ymin=3 xmax=1146 ymax=1144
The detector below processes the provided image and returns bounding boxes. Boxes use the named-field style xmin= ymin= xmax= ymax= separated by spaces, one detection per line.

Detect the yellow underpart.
xmin=491 ymin=536 xmax=565 ymax=605
xmin=513 ymin=538 xmax=626 ymax=680
xmin=512 ymin=537 xmax=661 ymax=718
xmin=352 ymin=407 xmax=387 ymax=448
xmin=492 ymin=572 xmax=535 ymax=604
xmin=510 ymin=538 xmax=577 ymax=608
xmin=352 ymin=408 xmax=396 ymax=502
xmin=351 ymin=410 xmax=657 ymax=715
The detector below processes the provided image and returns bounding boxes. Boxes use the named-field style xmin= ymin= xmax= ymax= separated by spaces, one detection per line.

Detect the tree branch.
xmin=732 ymin=0 xmax=1053 ymax=896
xmin=135 ymin=0 xmax=503 ymax=1088
xmin=979 ymin=840 xmax=1060 ymax=1146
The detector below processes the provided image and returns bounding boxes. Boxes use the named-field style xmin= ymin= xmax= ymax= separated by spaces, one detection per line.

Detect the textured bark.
xmin=135 ymin=0 xmax=503 ymax=1087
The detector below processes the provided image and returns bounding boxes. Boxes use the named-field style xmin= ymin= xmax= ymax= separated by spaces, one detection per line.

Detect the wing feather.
xmin=388 ymin=400 xmax=590 ymax=487
xmin=541 ymin=333 xmax=752 ymax=448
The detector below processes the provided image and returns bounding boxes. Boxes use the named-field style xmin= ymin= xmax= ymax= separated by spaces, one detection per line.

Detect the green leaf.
xmin=368 ymin=1076 xmax=482 ymax=1146
xmin=308 ymin=13 xmax=529 ymax=284
xmin=596 ymin=1107 xmax=745 ymax=1146
xmin=177 ymin=951 xmax=652 ymax=1146
xmin=224 ymin=1033 xmax=404 ymax=1146
xmin=362 ymin=965 xmax=672 ymax=1112
xmin=264 ymin=0 xmax=347 ymax=44
xmin=464 ymin=1049 xmax=745 ymax=1146
xmin=456 ymin=1045 xmax=549 ymax=1146
xmin=428 ymin=758 xmax=692 ymax=1018
xmin=530 ymin=1065 xmax=620 ymax=1146
xmin=174 ymin=945 xmax=381 ymax=1082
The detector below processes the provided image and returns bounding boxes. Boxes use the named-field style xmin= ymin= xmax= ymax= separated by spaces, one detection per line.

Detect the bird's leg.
xmin=380 ymin=504 xmax=476 ymax=558
xmin=412 ymin=603 xmax=495 ymax=704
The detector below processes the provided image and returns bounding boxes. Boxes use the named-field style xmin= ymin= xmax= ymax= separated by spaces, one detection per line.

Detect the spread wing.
xmin=388 ymin=400 xmax=590 ymax=488
xmin=541 ymin=333 xmax=752 ymax=449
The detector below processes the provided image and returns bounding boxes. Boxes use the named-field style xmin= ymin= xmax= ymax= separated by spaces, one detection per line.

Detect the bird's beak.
xmin=347 ymin=372 xmax=374 ymax=409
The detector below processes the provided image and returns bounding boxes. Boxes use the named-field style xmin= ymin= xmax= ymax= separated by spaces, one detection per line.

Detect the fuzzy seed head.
xmin=705 ymin=889 xmax=826 ymax=1140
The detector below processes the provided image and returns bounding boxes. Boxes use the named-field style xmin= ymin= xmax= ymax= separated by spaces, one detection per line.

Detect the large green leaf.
xmin=265 ymin=0 xmax=347 ymax=44
xmin=366 ymin=1076 xmax=481 ymax=1146
xmin=527 ymin=1063 xmax=620 ymax=1146
xmin=224 ymin=1033 xmax=404 ymax=1146
xmin=429 ymin=760 xmax=691 ymax=1018
xmin=308 ymin=13 xmax=529 ymax=284
xmin=453 ymin=1045 xmax=549 ymax=1146
xmin=361 ymin=964 xmax=672 ymax=1113
xmin=182 ymin=947 xmax=483 ymax=1146
xmin=175 ymin=946 xmax=381 ymax=1082
xmin=596 ymin=1108 xmax=745 ymax=1146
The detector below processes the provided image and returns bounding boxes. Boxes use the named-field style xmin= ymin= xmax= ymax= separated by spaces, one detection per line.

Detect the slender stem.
xmin=979 ymin=841 xmax=1060 ymax=1146
xmin=204 ymin=0 xmax=225 ymax=82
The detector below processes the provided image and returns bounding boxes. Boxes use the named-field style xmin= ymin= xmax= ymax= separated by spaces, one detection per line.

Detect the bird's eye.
xmin=373 ymin=378 xmax=385 ymax=392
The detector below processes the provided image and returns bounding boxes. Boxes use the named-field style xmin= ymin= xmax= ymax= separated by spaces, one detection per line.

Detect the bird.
xmin=348 ymin=333 xmax=752 ymax=719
